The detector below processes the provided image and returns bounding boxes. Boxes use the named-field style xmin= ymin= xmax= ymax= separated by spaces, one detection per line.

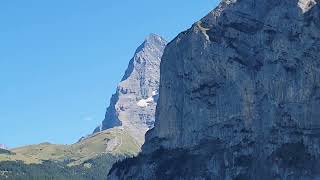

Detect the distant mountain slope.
xmin=0 ymin=127 xmax=139 ymax=166
xmin=0 ymin=128 xmax=138 ymax=180
xmin=0 ymin=148 xmax=13 ymax=155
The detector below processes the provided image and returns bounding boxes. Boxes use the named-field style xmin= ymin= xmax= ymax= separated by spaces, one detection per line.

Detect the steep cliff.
xmin=109 ymin=0 xmax=320 ymax=179
xmin=94 ymin=34 xmax=167 ymax=145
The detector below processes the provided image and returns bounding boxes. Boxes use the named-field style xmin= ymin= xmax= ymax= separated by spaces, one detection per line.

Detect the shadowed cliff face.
xmin=109 ymin=0 xmax=320 ymax=179
xmin=93 ymin=34 xmax=167 ymax=145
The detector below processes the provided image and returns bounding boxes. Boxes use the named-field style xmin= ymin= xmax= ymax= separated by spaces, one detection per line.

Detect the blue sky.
xmin=0 ymin=0 xmax=219 ymax=148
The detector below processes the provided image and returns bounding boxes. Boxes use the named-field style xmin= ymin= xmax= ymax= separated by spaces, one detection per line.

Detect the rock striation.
xmin=94 ymin=34 xmax=167 ymax=145
xmin=109 ymin=0 xmax=320 ymax=179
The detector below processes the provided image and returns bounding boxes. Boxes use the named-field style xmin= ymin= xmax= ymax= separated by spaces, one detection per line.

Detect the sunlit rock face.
xmin=109 ymin=0 xmax=320 ymax=179
xmin=94 ymin=34 xmax=167 ymax=145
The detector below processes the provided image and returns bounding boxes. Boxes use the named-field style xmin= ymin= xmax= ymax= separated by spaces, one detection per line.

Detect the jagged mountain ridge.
xmin=109 ymin=0 xmax=320 ymax=179
xmin=94 ymin=34 xmax=167 ymax=145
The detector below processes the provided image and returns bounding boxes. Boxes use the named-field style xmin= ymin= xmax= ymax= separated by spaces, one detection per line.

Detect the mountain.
xmin=109 ymin=0 xmax=320 ymax=179
xmin=94 ymin=33 xmax=167 ymax=145
xmin=0 ymin=34 xmax=166 ymax=180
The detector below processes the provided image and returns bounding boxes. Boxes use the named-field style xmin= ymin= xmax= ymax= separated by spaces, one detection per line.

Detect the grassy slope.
xmin=0 ymin=127 xmax=141 ymax=166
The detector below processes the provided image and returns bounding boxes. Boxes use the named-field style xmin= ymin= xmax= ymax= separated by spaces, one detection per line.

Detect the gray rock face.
xmin=94 ymin=34 xmax=167 ymax=144
xmin=109 ymin=0 xmax=320 ymax=179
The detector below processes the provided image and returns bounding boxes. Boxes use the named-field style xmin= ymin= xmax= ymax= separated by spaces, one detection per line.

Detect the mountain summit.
xmin=109 ymin=0 xmax=320 ymax=179
xmin=94 ymin=34 xmax=167 ymax=144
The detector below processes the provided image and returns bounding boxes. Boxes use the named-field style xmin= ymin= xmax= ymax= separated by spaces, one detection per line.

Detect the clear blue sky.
xmin=0 ymin=0 xmax=219 ymax=148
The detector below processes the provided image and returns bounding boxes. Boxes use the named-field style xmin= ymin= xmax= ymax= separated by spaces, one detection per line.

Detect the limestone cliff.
xmin=109 ymin=0 xmax=320 ymax=179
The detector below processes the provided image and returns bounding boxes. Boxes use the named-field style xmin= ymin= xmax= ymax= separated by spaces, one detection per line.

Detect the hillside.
xmin=0 ymin=154 xmax=124 ymax=180
xmin=0 ymin=127 xmax=139 ymax=179
xmin=0 ymin=148 xmax=13 ymax=156
xmin=0 ymin=127 xmax=139 ymax=166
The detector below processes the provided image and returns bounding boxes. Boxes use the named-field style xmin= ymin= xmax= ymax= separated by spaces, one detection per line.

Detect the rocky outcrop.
xmin=94 ymin=34 xmax=167 ymax=145
xmin=109 ymin=0 xmax=320 ymax=179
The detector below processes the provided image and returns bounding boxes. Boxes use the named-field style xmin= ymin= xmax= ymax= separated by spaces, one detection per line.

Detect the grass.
xmin=0 ymin=127 xmax=141 ymax=166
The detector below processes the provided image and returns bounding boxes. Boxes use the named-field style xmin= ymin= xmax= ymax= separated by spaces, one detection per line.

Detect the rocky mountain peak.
xmin=94 ymin=34 xmax=167 ymax=145
xmin=143 ymin=33 xmax=167 ymax=48
xmin=122 ymin=34 xmax=166 ymax=82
